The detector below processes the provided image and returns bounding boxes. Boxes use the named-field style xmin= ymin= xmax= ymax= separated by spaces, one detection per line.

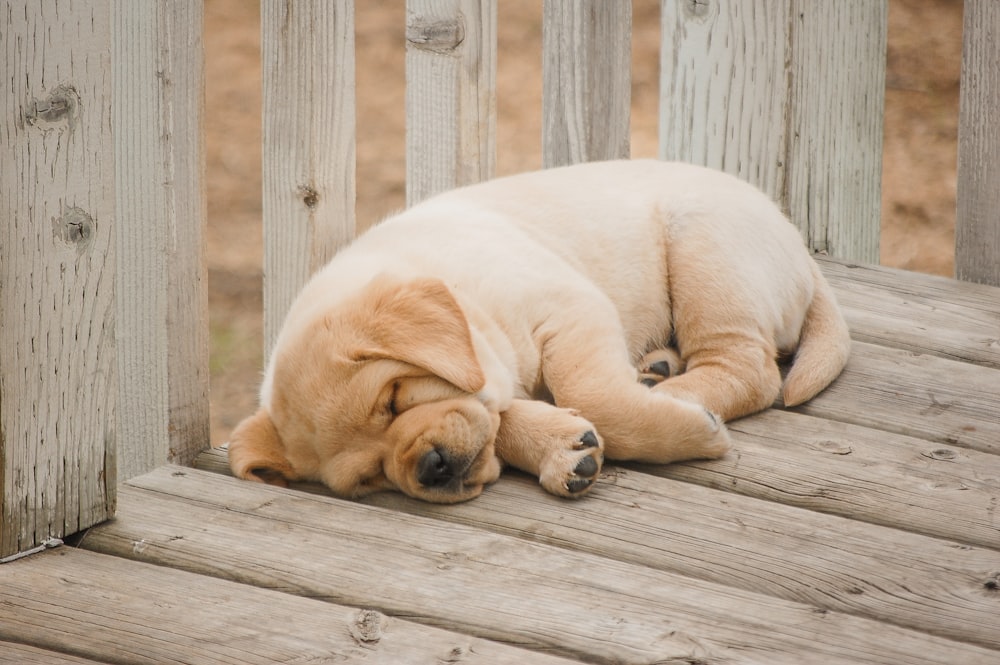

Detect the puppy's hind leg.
xmin=652 ymin=341 xmax=782 ymax=421
xmin=538 ymin=313 xmax=730 ymax=464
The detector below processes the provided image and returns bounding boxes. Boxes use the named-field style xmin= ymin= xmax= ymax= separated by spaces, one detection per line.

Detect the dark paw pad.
xmin=566 ymin=476 xmax=594 ymax=494
xmin=639 ymin=377 xmax=659 ymax=388
xmin=646 ymin=360 xmax=674 ymax=377
xmin=574 ymin=455 xmax=598 ymax=477
xmin=578 ymin=431 xmax=600 ymax=449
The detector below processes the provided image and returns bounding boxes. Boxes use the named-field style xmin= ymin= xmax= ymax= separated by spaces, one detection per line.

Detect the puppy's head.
xmin=228 ymin=275 xmax=502 ymax=503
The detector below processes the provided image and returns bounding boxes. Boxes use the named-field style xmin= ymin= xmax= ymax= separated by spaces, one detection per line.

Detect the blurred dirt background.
xmin=204 ymin=0 xmax=963 ymax=444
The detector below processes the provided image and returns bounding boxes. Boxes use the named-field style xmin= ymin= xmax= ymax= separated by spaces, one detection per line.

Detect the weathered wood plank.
xmin=794 ymin=342 xmax=1000 ymax=455
xmin=197 ymin=441 xmax=1000 ymax=649
xmin=80 ymin=467 xmax=1000 ymax=665
xmin=1 ymin=0 xmax=116 ymax=559
xmin=262 ymin=0 xmax=356 ymax=356
xmin=785 ymin=0 xmax=886 ymax=262
xmin=659 ymin=0 xmax=790 ymax=194
xmin=405 ymin=0 xmax=496 ymax=204
xmin=820 ymin=258 xmax=1000 ymax=369
xmin=659 ymin=0 xmax=885 ymax=262
xmin=113 ymin=0 xmax=209 ymax=479
xmin=956 ymin=0 xmax=1000 ymax=286
xmin=541 ymin=0 xmax=631 ymax=167
xmin=373 ymin=473 xmax=1000 ymax=651
xmin=0 ymin=548 xmax=580 ymax=665
xmin=650 ymin=408 xmax=1000 ymax=549
xmin=0 ymin=641 xmax=103 ymax=664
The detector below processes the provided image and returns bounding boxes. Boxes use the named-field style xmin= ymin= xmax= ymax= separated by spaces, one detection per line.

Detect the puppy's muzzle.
xmin=417 ymin=447 xmax=467 ymax=488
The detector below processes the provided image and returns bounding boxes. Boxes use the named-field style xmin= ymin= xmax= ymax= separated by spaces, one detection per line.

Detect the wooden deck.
xmin=2 ymin=258 xmax=999 ymax=665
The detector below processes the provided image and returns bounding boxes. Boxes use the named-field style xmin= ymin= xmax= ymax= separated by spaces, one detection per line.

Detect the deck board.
xmin=646 ymin=409 xmax=1000 ymax=548
xmin=0 ymin=547 xmax=582 ymax=665
xmin=198 ymin=447 xmax=1000 ymax=649
xmin=0 ymin=642 xmax=105 ymax=664
xmin=820 ymin=258 xmax=1000 ymax=368
xmin=5 ymin=261 xmax=1000 ymax=664
xmin=794 ymin=341 xmax=1000 ymax=454
xmin=74 ymin=468 xmax=1000 ymax=665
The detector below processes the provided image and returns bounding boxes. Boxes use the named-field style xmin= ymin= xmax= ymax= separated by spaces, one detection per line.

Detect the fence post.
xmin=114 ymin=1 xmax=209 ymax=480
xmin=660 ymin=0 xmax=886 ymax=264
xmin=262 ymin=1 xmax=357 ymax=358
xmin=542 ymin=0 xmax=631 ymax=168
xmin=956 ymin=0 xmax=1000 ymax=286
xmin=1 ymin=1 xmax=116 ymax=558
xmin=405 ymin=0 xmax=497 ymax=205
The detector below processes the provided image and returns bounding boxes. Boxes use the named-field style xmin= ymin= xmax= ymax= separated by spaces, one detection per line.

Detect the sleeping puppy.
xmin=229 ymin=159 xmax=851 ymax=503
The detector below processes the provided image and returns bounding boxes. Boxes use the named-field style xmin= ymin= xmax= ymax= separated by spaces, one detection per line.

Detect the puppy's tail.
xmin=781 ymin=262 xmax=852 ymax=407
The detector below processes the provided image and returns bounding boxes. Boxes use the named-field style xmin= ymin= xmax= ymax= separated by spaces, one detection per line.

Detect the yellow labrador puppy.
xmin=229 ymin=160 xmax=850 ymax=503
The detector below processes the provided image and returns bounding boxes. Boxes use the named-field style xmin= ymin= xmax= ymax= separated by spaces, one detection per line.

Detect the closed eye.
xmin=387 ymin=381 xmax=400 ymax=418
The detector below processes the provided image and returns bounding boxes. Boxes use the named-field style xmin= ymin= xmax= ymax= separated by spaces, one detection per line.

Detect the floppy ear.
xmin=351 ymin=276 xmax=486 ymax=394
xmin=228 ymin=408 xmax=298 ymax=487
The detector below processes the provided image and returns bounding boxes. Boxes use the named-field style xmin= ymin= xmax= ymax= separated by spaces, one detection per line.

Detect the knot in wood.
xmin=440 ymin=645 xmax=469 ymax=662
xmin=922 ymin=448 xmax=957 ymax=461
xmin=349 ymin=608 xmax=386 ymax=644
xmin=406 ymin=14 xmax=465 ymax=53
xmin=53 ymin=207 xmax=95 ymax=254
xmin=297 ymin=184 xmax=320 ymax=210
xmin=25 ymin=84 xmax=80 ymax=130
xmin=683 ymin=0 xmax=713 ymax=21
xmin=815 ymin=440 xmax=853 ymax=455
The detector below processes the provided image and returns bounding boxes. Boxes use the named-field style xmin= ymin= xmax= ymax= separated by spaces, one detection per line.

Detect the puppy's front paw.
xmin=539 ymin=429 xmax=604 ymax=499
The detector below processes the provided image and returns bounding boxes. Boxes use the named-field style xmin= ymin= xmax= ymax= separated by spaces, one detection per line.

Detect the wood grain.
xmin=956 ymin=0 xmax=1000 ymax=286
xmin=0 ymin=548 xmax=581 ymax=665
xmin=405 ymin=0 xmax=496 ymax=204
xmin=197 ymin=432 xmax=1000 ymax=650
xmin=366 ymin=469 xmax=1000 ymax=650
xmin=113 ymin=1 xmax=209 ymax=479
xmin=79 ymin=467 xmax=1000 ymax=665
xmin=794 ymin=341 xmax=1000 ymax=455
xmin=785 ymin=0 xmax=886 ymax=262
xmin=0 ymin=642 xmax=102 ymax=664
xmin=659 ymin=0 xmax=885 ymax=262
xmin=541 ymin=0 xmax=631 ymax=167
xmin=262 ymin=0 xmax=356 ymax=356
xmin=659 ymin=0 xmax=791 ymax=196
xmin=821 ymin=258 xmax=1000 ymax=368
xmin=652 ymin=408 xmax=1000 ymax=548
xmin=1 ymin=0 xmax=116 ymax=559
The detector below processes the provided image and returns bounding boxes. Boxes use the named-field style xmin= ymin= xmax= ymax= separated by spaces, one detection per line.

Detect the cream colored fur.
xmin=229 ymin=160 xmax=851 ymax=503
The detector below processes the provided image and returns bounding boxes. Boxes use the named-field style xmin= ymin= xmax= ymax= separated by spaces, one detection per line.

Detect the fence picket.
xmin=1 ymin=0 xmax=117 ymax=558
xmin=262 ymin=0 xmax=357 ymax=357
xmin=659 ymin=0 xmax=886 ymax=263
xmin=405 ymin=0 xmax=497 ymax=205
xmin=114 ymin=1 xmax=209 ymax=480
xmin=542 ymin=0 xmax=631 ymax=167
xmin=956 ymin=0 xmax=1000 ymax=286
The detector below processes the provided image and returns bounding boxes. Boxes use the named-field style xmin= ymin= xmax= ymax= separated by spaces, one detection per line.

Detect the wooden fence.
xmin=1 ymin=0 xmax=997 ymax=559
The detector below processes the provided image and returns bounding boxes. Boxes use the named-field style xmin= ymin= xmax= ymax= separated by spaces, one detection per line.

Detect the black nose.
xmin=417 ymin=448 xmax=455 ymax=487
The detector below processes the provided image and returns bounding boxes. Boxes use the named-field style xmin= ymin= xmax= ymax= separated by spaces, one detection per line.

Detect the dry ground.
xmin=204 ymin=0 xmax=964 ymax=444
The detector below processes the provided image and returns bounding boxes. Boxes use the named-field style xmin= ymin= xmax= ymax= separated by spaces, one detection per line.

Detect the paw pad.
xmin=638 ymin=349 xmax=685 ymax=387
xmin=578 ymin=431 xmax=600 ymax=449
xmin=566 ymin=476 xmax=594 ymax=494
xmin=573 ymin=455 xmax=598 ymax=477
xmin=646 ymin=360 xmax=674 ymax=377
